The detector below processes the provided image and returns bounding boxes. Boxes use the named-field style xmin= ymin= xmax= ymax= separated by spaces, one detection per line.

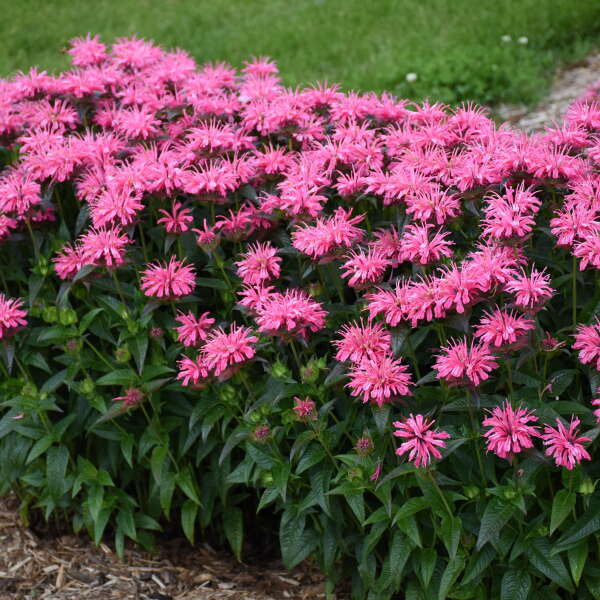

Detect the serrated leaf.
xmin=476 ymin=499 xmax=514 ymax=551
xmin=151 ymin=445 xmax=168 ymax=485
xmin=181 ymin=499 xmax=198 ymax=544
xmin=96 ymin=369 xmax=138 ymax=386
xmin=438 ymin=554 xmax=465 ymax=600
xmin=116 ymin=508 xmax=136 ymax=541
xmin=568 ymin=539 xmax=587 ymax=586
xmin=550 ymin=489 xmax=576 ymax=534
xmin=224 ymin=506 xmax=244 ymax=561
xmin=394 ymin=497 xmax=429 ymax=525
xmin=280 ymin=512 xmax=317 ymax=568
xmin=79 ymin=308 xmax=103 ymax=334
xmin=47 ymin=445 xmax=69 ymax=500
xmin=530 ymin=537 xmax=573 ymax=592
xmin=554 ymin=503 xmax=600 ymax=554
xmin=440 ymin=515 xmax=461 ymax=560
xmin=501 ymin=569 xmax=531 ymax=600
xmin=26 ymin=435 xmax=54 ymax=464
xmin=129 ymin=333 xmax=148 ymax=376
xmin=40 ymin=369 xmax=68 ymax=394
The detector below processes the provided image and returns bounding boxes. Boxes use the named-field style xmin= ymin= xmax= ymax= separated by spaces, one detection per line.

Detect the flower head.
xmin=482 ymin=401 xmax=540 ymax=460
xmin=113 ymin=388 xmax=144 ymax=408
xmin=140 ymin=257 xmax=196 ymax=299
xmin=393 ymin=414 xmax=450 ymax=467
xmin=573 ymin=319 xmax=600 ymax=370
xmin=175 ymin=310 xmax=215 ymax=347
xmin=542 ymin=417 xmax=591 ymax=470
xmin=157 ymin=202 xmax=194 ymax=235
xmin=346 ymin=355 xmax=413 ymax=406
xmin=293 ymin=397 xmax=317 ymax=421
xmin=235 ymin=242 xmax=282 ymax=286
xmin=333 ymin=320 xmax=391 ymax=364
xmin=201 ymin=324 xmax=258 ymax=377
xmin=434 ymin=339 xmax=498 ymax=387
xmin=474 ymin=308 xmax=534 ymax=348
xmin=0 ymin=295 xmax=27 ymax=339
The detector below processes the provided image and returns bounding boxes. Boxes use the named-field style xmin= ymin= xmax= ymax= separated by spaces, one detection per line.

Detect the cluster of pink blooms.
xmin=4 ymin=36 xmax=600 ymax=470
xmin=0 ymin=294 xmax=27 ymax=339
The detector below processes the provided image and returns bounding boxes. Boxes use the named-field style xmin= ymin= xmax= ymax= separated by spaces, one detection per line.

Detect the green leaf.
xmin=181 ymin=500 xmax=198 ymax=544
xmin=116 ymin=508 xmax=137 ymax=541
xmin=550 ymin=489 xmax=576 ymax=535
xmin=440 ymin=515 xmax=461 ymax=560
xmin=345 ymin=492 xmax=365 ymax=524
xmin=79 ymin=308 xmax=103 ymax=334
xmin=567 ymin=539 xmax=588 ymax=586
xmin=554 ymin=503 xmax=600 ymax=553
xmin=197 ymin=277 xmax=229 ymax=290
xmin=530 ymin=538 xmax=574 ymax=592
xmin=151 ymin=445 xmax=168 ymax=485
xmin=88 ymin=484 xmax=104 ymax=523
xmin=394 ymin=497 xmax=429 ymax=525
xmin=438 ymin=554 xmax=465 ymax=600
xmin=476 ymin=499 xmax=514 ymax=551
xmin=280 ymin=511 xmax=318 ymax=569
xmin=40 ymin=369 xmax=68 ymax=394
xmin=224 ymin=506 xmax=244 ymax=561
xmin=47 ymin=445 xmax=69 ymax=500
xmin=176 ymin=467 xmax=201 ymax=505
xmin=96 ymin=369 xmax=138 ymax=386
xmin=415 ymin=548 xmax=437 ymax=589
xmin=129 ymin=333 xmax=148 ymax=376
xmin=26 ymin=435 xmax=54 ymax=464
xmin=462 ymin=546 xmax=496 ymax=586
xmin=501 ymin=569 xmax=531 ymax=600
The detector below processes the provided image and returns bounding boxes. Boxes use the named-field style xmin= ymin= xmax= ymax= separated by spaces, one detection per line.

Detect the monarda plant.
xmin=3 ymin=34 xmax=600 ymax=599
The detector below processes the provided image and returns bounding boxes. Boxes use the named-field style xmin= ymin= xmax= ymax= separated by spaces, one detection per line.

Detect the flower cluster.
xmin=2 ymin=35 xmax=600 ymax=476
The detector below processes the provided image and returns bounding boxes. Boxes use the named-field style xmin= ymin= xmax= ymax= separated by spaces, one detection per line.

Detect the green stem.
xmin=427 ymin=470 xmax=452 ymax=517
xmin=110 ymin=270 xmax=127 ymax=308
xmin=138 ymin=221 xmax=150 ymax=264
xmin=572 ymin=254 xmax=578 ymax=330
xmin=85 ymin=338 xmax=114 ymax=369
xmin=289 ymin=339 xmax=302 ymax=375
xmin=404 ymin=332 xmax=422 ymax=381
xmin=466 ymin=388 xmax=485 ymax=484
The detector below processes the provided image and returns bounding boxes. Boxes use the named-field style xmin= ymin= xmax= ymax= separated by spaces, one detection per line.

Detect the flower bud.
xmin=115 ymin=346 xmax=131 ymax=363
xmin=42 ymin=306 xmax=58 ymax=323
xmin=463 ymin=485 xmax=479 ymax=499
xmin=260 ymin=472 xmax=274 ymax=486
xmin=355 ymin=436 xmax=374 ymax=457
xmin=271 ymin=360 xmax=291 ymax=380
xmin=252 ymin=425 xmax=270 ymax=443
xmin=59 ymin=308 xmax=77 ymax=326
xmin=80 ymin=378 xmax=95 ymax=395
xmin=150 ymin=327 xmax=163 ymax=340
xmin=579 ymin=478 xmax=596 ymax=495
xmin=218 ymin=384 xmax=237 ymax=403
xmin=65 ymin=339 xmax=82 ymax=354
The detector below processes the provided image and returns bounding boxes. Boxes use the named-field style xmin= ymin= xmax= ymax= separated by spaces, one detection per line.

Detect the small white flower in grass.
xmin=518 ymin=36 xmax=528 ymax=45
xmin=501 ymin=35 xmax=512 ymax=43
xmin=405 ymin=72 xmax=418 ymax=83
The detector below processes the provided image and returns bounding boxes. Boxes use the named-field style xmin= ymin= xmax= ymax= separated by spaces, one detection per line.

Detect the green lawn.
xmin=1 ymin=0 xmax=600 ymax=106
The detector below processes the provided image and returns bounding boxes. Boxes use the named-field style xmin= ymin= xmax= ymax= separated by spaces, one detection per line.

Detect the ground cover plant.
xmin=5 ymin=35 xmax=600 ymax=599
xmin=2 ymin=1 xmax=600 ymax=107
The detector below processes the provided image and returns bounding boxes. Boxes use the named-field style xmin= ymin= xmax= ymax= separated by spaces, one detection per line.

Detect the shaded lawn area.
xmin=1 ymin=1 xmax=600 ymax=108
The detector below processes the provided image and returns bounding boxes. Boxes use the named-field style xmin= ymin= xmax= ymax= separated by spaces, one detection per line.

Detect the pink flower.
xmin=346 ymin=355 xmax=413 ymax=406
xmin=157 ymin=202 xmax=194 ymax=234
xmin=254 ymin=289 xmax=327 ymax=339
xmin=176 ymin=355 xmax=210 ymax=387
xmin=593 ymin=395 xmax=600 ymax=424
xmin=68 ymin=34 xmax=107 ymax=67
xmin=393 ymin=414 xmax=450 ymax=468
xmin=333 ymin=320 xmax=391 ymax=364
xmin=235 ymin=242 xmax=281 ymax=286
xmin=175 ymin=311 xmax=215 ymax=347
xmin=0 ymin=295 xmax=27 ymax=339
xmin=474 ymin=308 xmax=534 ymax=348
xmin=201 ymin=324 xmax=258 ymax=377
xmin=53 ymin=243 xmax=85 ymax=280
xmin=340 ymin=248 xmax=390 ymax=289
xmin=504 ymin=268 xmax=553 ymax=313
xmin=140 ymin=257 xmax=196 ymax=299
xmin=113 ymin=388 xmax=144 ymax=408
xmin=434 ymin=339 xmax=499 ymax=387
xmin=399 ymin=224 xmax=454 ymax=266
xmin=541 ymin=417 xmax=591 ymax=470
xmin=364 ymin=282 xmax=410 ymax=326
xmin=573 ymin=319 xmax=600 ymax=370
xmin=482 ymin=401 xmax=540 ymax=460
xmin=293 ymin=397 xmax=317 ymax=421
xmin=291 ymin=208 xmax=364 ymax=261
xmin=79 ymin=227 xmax=130 ymax=269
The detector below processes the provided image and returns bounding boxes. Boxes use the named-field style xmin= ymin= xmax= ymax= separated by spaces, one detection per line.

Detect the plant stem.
xmin=427 ymin=470 xmax=452 ymax=517
xmin=466 ymin=388 xmax=485 ymax=484
xmin=572 ymin=254 xmax=577 ymax=330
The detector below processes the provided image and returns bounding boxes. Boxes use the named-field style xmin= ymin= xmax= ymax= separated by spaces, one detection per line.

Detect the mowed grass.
xmin=1 ymin=0 xmax=600 ymax=106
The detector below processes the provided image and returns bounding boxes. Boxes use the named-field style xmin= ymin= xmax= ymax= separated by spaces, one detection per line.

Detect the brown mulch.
xmin=0 ymin=496 xmax=326 ymax=600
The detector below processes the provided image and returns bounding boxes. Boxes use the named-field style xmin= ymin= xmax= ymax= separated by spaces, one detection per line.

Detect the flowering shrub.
xmin=4 ymin=35 xmax=600 ymax=598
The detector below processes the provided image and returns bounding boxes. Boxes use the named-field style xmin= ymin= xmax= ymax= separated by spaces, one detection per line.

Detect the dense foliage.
xmin=4 ymin=36 xmax=600 ymax=599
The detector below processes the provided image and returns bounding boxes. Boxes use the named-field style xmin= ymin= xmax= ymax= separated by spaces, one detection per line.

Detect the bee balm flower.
xmin=393 ymin=414 xmax=450 ymax=467
xmin=541 ymin=417 xmax=591 ymax=470
xmin=140 ymin=257 xmax=196 ymax=299
xmin=0 ymin=295 xmax=28 ymax=339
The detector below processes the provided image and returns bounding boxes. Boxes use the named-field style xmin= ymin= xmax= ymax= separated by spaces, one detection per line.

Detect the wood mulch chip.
xmin=0 ymin=497 xmax=327 ymax=600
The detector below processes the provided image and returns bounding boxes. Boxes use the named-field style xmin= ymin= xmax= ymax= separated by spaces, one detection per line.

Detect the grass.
xmin=1 ymin=0 xmax=600 ymax=106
